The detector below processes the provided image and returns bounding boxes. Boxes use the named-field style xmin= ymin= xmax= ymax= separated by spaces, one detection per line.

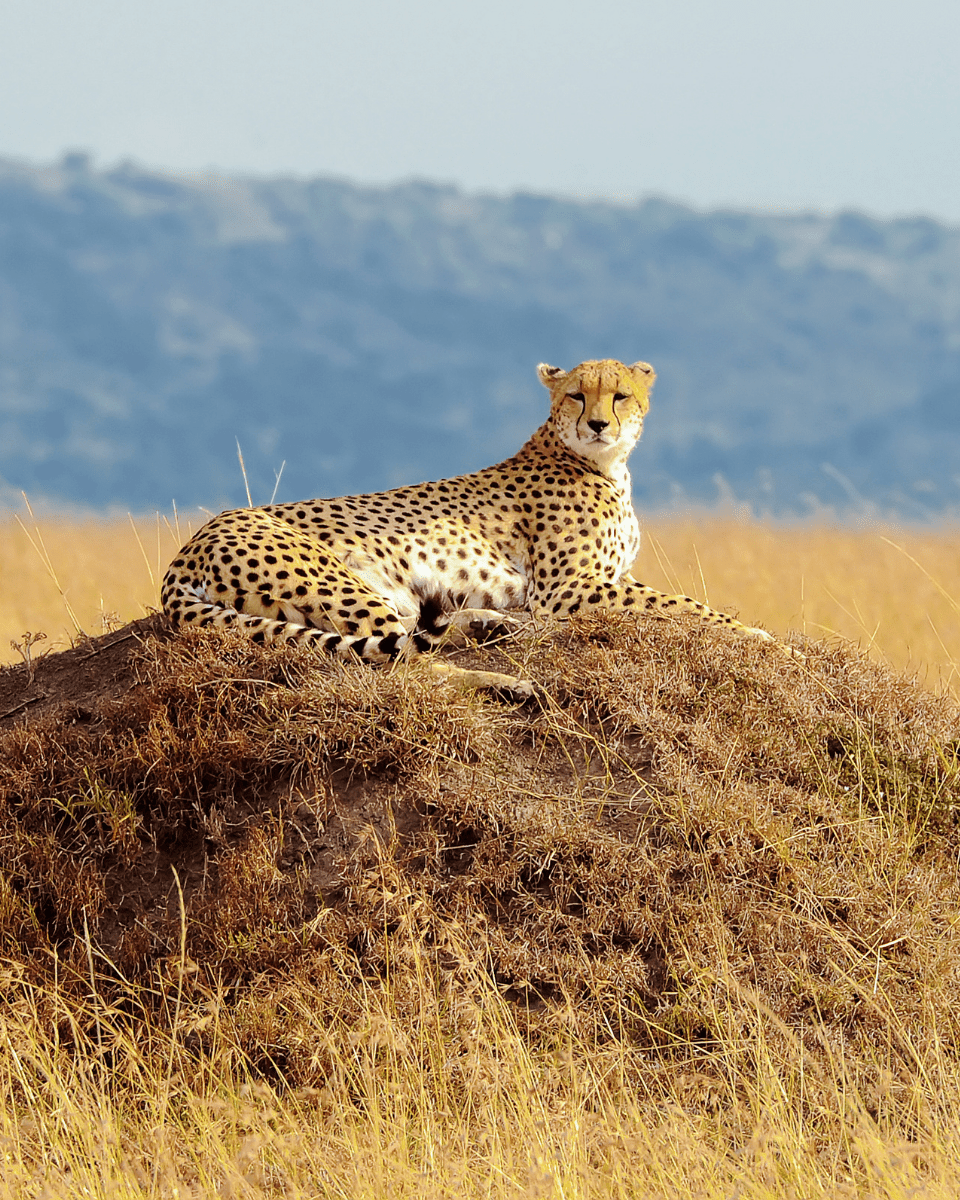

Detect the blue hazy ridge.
xmin=2 ymin=154 xmax=959 ymax=518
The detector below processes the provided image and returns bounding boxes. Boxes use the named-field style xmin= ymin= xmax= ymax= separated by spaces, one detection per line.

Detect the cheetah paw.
xmin=746 ymin=625 xmax=805 ymax=661
xmin=442 ymin=608 xmax=525 ymax=646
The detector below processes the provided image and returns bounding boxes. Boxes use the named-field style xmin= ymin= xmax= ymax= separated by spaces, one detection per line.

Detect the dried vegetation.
xmin=3 ymin=611 xmax=960 ymax=1195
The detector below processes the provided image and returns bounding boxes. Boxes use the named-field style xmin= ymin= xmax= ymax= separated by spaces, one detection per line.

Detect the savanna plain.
xmin=4 ymin=509 xmax=960 ymax=1198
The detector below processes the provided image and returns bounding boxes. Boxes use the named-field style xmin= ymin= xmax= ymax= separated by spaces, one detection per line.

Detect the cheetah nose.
xmin=587 ymin=419 xmax=609 ymax=433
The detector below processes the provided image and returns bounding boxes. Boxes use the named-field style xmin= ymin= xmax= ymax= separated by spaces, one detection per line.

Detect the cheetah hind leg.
xmin=404 ymin=598 xmax=535 ymax=700
xmin=421 ymin=658 xmax=538 ymax=703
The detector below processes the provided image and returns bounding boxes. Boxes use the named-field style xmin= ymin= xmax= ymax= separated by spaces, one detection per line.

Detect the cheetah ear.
xmin=628 ymin=361 xmax=656 ymax=387
xmin=537 ymin=362 xmax=565 ymax=388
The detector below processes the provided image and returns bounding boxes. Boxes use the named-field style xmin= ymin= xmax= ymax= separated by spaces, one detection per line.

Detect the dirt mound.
xmin=2 ymin=612 xmax=960 ymax=1103
xmin=0 ymin=614 xmax=170 ymax=727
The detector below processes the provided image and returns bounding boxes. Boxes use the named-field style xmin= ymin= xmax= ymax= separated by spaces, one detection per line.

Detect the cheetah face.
xmin=537 ymin=359 xmax=656 ymax=471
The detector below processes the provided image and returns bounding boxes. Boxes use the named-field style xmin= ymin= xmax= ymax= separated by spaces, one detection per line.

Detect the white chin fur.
xmin=566 ymin=430 xmax=621 ymax=457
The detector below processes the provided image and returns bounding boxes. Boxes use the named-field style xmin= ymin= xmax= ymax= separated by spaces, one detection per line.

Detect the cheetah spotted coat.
xmin=162 ymin=359 xmax=775 ymax=679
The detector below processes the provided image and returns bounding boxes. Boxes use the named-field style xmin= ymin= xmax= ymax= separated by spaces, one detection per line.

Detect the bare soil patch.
xmin=0 ymin=615 xmax=171 ymax=728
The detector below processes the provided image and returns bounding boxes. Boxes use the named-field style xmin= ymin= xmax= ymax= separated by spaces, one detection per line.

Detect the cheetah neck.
xmin=604 ymin=458 xmax=633 ymax=497
xmin=522 ymin=422 xmax=634 ymax=498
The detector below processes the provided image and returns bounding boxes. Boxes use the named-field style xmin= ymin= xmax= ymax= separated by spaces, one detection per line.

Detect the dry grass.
xmin=4 ymin=610 xmax=960 ymax=1195
xmin=635 ymin=517 xmax=960 ymax=694
xmin=5 ymin=507 xmax=960 ymax=1195
xmin=0 ymin=510 xmax=194 ymax=662
xmin=5 ymin=955 xmax=960 ymax=1198
xmin=4 ymin=509 xmax=960 ymax=693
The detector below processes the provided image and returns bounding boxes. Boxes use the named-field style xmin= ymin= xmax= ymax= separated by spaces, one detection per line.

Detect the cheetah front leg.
xmin=434 ymin=608 xmax=525 ymax=647
xmin=529 ymin=574 xmax=790 ymax=651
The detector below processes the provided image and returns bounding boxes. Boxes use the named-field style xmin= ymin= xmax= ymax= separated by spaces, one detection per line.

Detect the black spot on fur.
xmin=416 ymin=595 xmax=449 ymax=638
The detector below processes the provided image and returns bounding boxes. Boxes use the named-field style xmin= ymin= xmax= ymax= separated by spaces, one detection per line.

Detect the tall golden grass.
xmin=5 ymin=510 xmax=960 ymax=1197
xmin=0 ymin=509 xmax=194 ymax=665
xmin=640 ymin=516 xmax=960 ymax=694
xmin=3 ymin=508 xmax=960 ymax=692
xmin=5 ymin=953 xmax=960 ymax=1199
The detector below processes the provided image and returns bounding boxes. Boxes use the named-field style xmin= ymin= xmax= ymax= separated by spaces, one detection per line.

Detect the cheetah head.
xmin=537 ymin=359 xmax=655 ymax=471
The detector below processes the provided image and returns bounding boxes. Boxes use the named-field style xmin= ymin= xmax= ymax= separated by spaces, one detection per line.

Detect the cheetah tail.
xmin=160 ymin=574 xmax=426 ymax=663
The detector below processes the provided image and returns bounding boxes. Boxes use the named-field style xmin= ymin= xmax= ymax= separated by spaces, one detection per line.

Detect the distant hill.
xmin=2 ymin=153 xmax=959 ymax=518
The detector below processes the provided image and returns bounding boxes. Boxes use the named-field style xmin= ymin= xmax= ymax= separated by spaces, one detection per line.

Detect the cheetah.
xmin=162 ymin=358 xmax=781 ymax=696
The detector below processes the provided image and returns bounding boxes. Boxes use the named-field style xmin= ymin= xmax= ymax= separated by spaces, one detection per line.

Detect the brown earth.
xmin=2 ymin=611 xmax=960 ymax=1109
xmin=1 ymin=615 xmax=172 ymax=729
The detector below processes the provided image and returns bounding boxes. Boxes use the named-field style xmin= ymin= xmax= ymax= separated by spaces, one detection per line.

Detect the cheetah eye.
xmin=567 ymin=391 xmax=585 ymax=402
xmin=613 ymin=392 xmax=629 ymax=401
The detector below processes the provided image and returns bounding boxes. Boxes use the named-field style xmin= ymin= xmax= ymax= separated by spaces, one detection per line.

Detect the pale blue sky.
xmin=2 ymin=0 xmax=959 ymax=220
